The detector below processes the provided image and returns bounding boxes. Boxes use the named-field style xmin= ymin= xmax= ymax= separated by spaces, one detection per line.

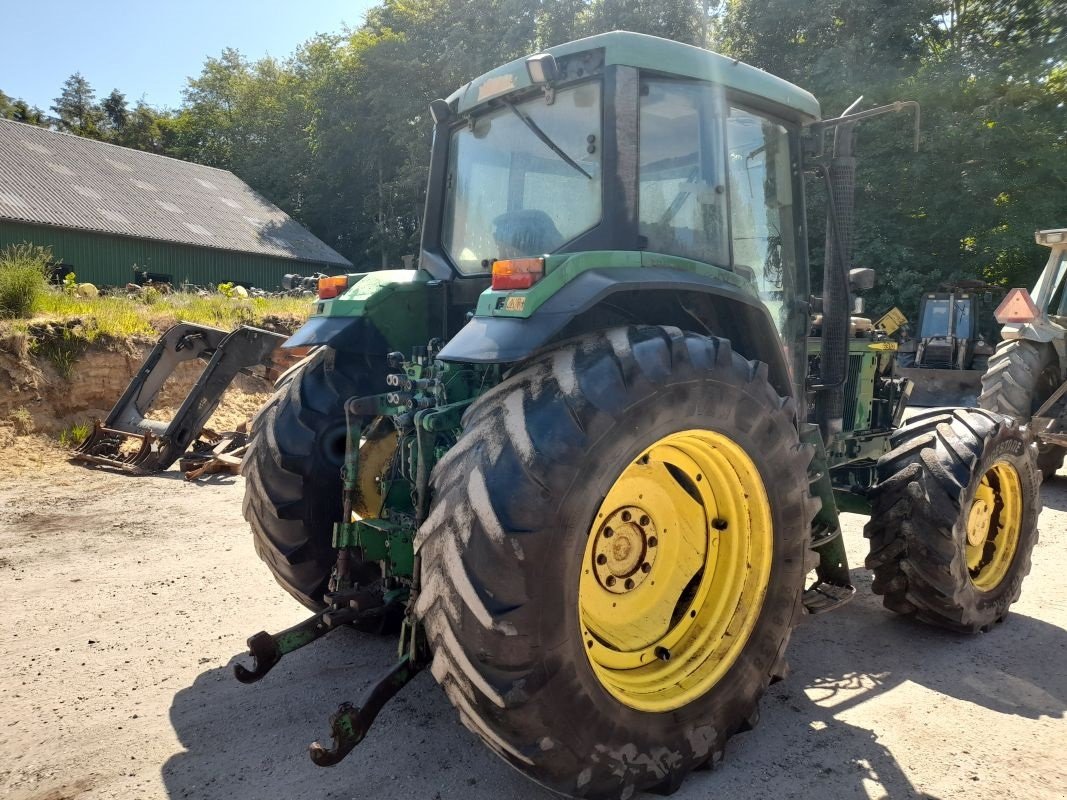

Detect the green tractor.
xmin=234 ymin=32 xmax=1040 ymax=798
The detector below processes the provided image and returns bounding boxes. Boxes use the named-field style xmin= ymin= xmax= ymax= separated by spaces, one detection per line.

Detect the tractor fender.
xmin=1001 ymin=319 xmax=1061 ymax=344
xmin=282 ymin=315 xmax=389 ymax=352
xmin=1001 ymin=320 xmax=1067 ymax=367
xmin=282 ymin=269 xmax=440 ymax=355
xmin=437 ymin=267 xmax=795 ymax=396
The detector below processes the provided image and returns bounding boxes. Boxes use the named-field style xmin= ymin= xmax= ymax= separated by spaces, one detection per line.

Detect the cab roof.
xmin=447 ymin=31 xmax=821 ymax=120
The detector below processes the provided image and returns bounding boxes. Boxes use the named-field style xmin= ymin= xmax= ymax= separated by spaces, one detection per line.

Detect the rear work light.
xmin=994 ymin=287 xmax=1040 ymax=324
xmin=318 ymin=275 xmax=349 ymax=299
xmin=491 ymin=257 xmax=544 ymax=291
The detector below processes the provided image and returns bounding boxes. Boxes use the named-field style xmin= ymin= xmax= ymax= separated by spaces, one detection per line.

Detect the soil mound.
xmin=0 ymin=321 xmax=273 ymax=445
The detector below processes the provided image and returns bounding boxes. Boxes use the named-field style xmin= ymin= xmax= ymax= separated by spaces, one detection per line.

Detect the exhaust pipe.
xmin=816 ymin=121 xmax=857 ymax=441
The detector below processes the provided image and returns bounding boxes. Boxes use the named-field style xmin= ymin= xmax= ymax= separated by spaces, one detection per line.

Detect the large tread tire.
xmin=979 ymin=339 xmax=1064 ymax=479
xmin=864 ymin=407 xmax=1040 ymax=633
xmin=242 ymin=347 xmax=384 ymax=610
xmin=414 ymin=326 xmax=818 ymax=799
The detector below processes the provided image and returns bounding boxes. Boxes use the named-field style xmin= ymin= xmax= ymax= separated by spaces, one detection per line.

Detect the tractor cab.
xmin=907 ymin=284 xmax=1001 ymax=371
xmin=295 ymin=32 xmax=820 ymax=396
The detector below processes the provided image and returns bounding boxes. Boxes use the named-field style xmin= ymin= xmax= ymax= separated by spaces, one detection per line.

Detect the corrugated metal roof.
xmin=0 ymin=118 xmax=351 ymax=267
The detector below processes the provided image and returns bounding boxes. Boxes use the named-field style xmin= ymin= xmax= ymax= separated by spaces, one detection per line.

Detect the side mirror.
xmin=849 ymin=268 xmax=876 ymax=292
xmin=429 ymin=99 xmax=451 ymax=125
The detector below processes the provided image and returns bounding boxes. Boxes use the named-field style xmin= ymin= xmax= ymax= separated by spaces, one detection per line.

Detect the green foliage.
xmin=0 ymin=243 xmax=51 ymax=318
xmin=51 ymin=72 xmax=105 ymax=137
xmin=59 ymin=421 xmax=92 ymax=448
xmin=9 ymin=0 xmax=1060 ymax=314
xmin=62 ymin=271 xmax=77 ymax=295
xmin=0 ymin=88 xmax=46 ymax=125
xmin=720 ymin=0 xmax=1065 ymax=317
xmin=101 ymin=88 xmax=128 ymax=130
xmin=34 ymin=326 xmax=87 ymax=380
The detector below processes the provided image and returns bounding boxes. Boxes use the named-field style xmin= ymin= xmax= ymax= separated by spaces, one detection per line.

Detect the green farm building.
xmin=0 ymin=118 xmax=350 ymax=288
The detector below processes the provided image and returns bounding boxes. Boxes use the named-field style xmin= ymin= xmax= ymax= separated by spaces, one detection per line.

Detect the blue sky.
xmin=2 ymin=0 xmax=377 ymax=111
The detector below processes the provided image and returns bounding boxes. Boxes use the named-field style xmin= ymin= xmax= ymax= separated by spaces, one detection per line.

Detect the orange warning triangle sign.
xmin=994 ymin=288 xmax=1041 ymax=324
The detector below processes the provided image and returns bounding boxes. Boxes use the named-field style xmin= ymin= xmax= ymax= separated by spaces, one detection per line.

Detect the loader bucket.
xmin=72 ymin=322 xmax=285 ymax=472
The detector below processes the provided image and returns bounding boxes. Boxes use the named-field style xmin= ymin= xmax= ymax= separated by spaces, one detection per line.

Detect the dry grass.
xmin=8 ymin=408 xmax=34 ymax=435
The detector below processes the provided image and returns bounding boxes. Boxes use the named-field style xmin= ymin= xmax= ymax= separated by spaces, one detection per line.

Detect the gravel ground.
xmin=1 ymin=453 xmax=1065 ymax=800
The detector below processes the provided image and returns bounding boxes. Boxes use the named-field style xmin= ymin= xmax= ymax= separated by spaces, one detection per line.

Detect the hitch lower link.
xmin=233 ymin=590 xmax=423 ymax=766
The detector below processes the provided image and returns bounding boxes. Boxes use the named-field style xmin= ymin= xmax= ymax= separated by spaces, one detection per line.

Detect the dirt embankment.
xmin=0 ymin=321 xmax=275 ymax=457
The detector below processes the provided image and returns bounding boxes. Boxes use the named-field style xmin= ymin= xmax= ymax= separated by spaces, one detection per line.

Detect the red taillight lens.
xmin=318 ymin=275 xmax=349 ymax=299
xmin=994 ymin=288 xmax=1040 ymax=324
xmin=491 ymin=258 xmax=544 ymax=291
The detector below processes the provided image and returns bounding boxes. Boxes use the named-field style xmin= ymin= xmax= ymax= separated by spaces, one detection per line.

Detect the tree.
xmin=101 ymin=89 xmax=129 ymax=131
xmin=719 ymin=0 xmax=1066 ymax=315
xmin=51 ymin=72 xmax=104 ymax=137
xmin=113 ymin=100 xmax=178 ymax=153
xmin=1 ymin=90 xmax=46 ymax=126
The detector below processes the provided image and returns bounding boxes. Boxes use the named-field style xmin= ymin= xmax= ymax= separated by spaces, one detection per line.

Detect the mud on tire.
xmin=864 ymin=408 xmax=1040 ymax=632
xmin=242 ymin=348 xmax=384 ymax=610
xmin=414 ymin=326 xmax=818 ymax=799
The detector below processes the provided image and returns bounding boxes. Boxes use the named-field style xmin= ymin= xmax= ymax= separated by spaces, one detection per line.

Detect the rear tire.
xmin=415 ymin=326 xmax=817 ymax=798
xmin=979 ymin=339 xmax=1063 ymax=479
xmin=242 ymin=348 xmax=384 ymax=610
xmin=864 ymin=408 xmax=1040 ymax=632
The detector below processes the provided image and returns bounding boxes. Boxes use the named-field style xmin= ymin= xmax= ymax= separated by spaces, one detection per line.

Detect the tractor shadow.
xmin=161 ymin=628 xmax=548 ymax=800
xmin=162 ymin=576 xmax=1067 ymax=800
xmin=715 ymin=569 xmax=1067 ymax=799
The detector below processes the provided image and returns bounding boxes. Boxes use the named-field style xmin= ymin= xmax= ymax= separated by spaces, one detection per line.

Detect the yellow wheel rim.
xmin=578 ymin=429 xmax=773 ymax=712
xmin=966 ymin=461 xmax=1023 ymax=592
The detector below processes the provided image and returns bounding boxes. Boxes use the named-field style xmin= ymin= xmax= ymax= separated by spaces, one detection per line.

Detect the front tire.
xmin=415 ymin=326 xmax=817 ymax=798
xmin=864 ymin=408 xmax=1040 ymax=632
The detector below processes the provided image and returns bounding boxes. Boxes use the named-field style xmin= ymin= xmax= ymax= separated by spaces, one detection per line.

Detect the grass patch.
xmin=27 ymin=289 xmax=312 ymax=341
xmin=0 ymin=282 xmax=312 ymax=378
xmin=0 ymin=244 xmax=50 ymax=318
xmin=58 ymin=421 xmax=92 ymax=448
xmin=32 ymin=325 xmax=89 ymax=379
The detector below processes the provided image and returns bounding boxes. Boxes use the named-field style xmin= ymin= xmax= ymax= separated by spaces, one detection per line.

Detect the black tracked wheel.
xmin=414 ymin=326 xmax=818 ymax=799
xmin=979 ymin=339 xmax=1064 ymax=479
xmin=864 ymin=408 xmax=1040 ymax=633
xmin=243 ymin=347 xmax=386 ymax=610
